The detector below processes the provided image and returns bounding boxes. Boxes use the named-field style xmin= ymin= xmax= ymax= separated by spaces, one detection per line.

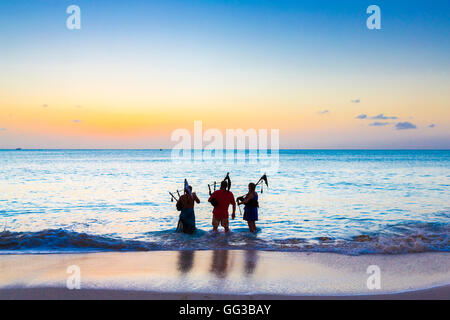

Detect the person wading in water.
xmin=176 ymin=185 xmax=200 ymax=234
xmin=208 ymin=180 xmax=236 ymax=233
xmin=237 ymin=183 xmax=259 ymax=233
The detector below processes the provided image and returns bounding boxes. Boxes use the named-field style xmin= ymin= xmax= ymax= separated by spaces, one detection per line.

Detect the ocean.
xmin=0 ymin=149 xmax=448 ymax=255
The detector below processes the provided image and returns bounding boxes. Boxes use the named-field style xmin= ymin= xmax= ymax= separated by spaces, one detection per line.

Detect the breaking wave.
xmin=0 ymin=222 xmax=448 ymax=255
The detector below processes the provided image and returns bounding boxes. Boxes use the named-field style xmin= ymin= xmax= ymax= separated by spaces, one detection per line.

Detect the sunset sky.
xmin=0 ymin=0 xmax=449 ymax=149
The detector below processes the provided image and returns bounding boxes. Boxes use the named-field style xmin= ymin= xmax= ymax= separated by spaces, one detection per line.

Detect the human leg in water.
xmin=247 ymin=221 xmax=257 ymax=233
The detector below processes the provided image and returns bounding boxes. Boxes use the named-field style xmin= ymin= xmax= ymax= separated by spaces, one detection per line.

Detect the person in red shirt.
xmin=208 ymin=180 xmax=236 ymax=232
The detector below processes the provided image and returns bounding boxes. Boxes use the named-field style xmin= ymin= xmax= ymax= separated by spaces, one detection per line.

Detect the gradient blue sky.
xmin=0 ymin=0 xmax=449 ymax=148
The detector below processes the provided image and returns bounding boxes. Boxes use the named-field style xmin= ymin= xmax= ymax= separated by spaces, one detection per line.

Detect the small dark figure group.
xmin=176 ymin=181 xmax=259 ymax=235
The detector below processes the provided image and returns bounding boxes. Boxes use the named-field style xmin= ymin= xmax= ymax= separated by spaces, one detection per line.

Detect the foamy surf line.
xmin=0 ymin=225 xmax=448 ymax=255
xmin=0 ymin=251 xmax=449 ymax=297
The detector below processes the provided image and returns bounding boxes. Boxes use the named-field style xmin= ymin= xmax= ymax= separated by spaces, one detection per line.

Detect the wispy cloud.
xmin=370 ymin=122 xmax=390 ymax=127
xmin=355 ymin=114 xmax=367 ymax=119
xmin=350 ymin=99 xmax=360 ymax=103
xmin=395 ymin=122 xmax=417 ymax=130
xmin=429 ymin=124 xmax=436 ymax=128
xmin=317 ymin=110 xmax=329 ymax=115
xmin=42 ymin=104 xmax=49 ymax=108
xmin=0 ymin=128 xmax=7 ymax=131
xmin=371 ymin=114 xmax=398 ymax=120
xmin=72 ymin=119 xmax=82 ymax=124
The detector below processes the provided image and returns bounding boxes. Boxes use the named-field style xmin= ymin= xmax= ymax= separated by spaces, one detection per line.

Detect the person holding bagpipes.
xmin=170 ymin=180 xmax=200 ymax=235
xmin=208 ymin=173 xmax=236 ymax=233
xmin=237 ymin=174 xmax=268 ymax=233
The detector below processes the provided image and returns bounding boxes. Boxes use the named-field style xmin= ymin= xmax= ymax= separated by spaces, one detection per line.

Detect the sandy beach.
xmin=0 ymin=250 xmax=448 ymax=300
xmin=1 ymin=286 xmax=449 ymax=300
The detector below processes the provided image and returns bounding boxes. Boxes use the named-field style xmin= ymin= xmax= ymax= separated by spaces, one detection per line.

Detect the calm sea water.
xmin=0 ymin=150 xmax=448 ymax=255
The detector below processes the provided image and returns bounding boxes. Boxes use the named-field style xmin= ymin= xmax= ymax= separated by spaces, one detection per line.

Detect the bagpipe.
xmin=207 ymin=173 xmax=231 ymax=207
xmin=256 ymin=174 xmax=269 ymax=193
xmin=169 ymin=179 xmax=192 ymax=211
xmin=208 ymin=172 xmax=231 ymax=195
xmin=236 ymin=174 xmax=269 ymax=213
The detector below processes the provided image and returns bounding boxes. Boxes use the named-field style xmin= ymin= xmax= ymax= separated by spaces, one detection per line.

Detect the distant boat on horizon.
xmin=15 ymin=148 xmax=22 ymax=150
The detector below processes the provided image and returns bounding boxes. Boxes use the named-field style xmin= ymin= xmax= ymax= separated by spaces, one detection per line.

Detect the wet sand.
xmin=0 ymin=250 xmax=448 ymax=299
xmin=1 ymin=285 xmax=449 ymax=300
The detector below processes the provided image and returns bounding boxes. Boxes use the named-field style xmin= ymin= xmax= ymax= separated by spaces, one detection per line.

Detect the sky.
xmin=0 ymin=0 xmax=449 ymax=149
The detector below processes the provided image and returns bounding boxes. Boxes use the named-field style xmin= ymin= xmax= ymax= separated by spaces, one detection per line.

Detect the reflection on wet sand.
xmin=244 ymin=250 xmax=258 ymax=276
xmin=0 ymin=251 xmax=447 ymax=296
xmin=176 ymin=250 xmax=260 ymax=278
xmin=177 ymin=250 xmax=195 ymax=274
xmin=210 ymin=250 xmax=229 ymax=278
